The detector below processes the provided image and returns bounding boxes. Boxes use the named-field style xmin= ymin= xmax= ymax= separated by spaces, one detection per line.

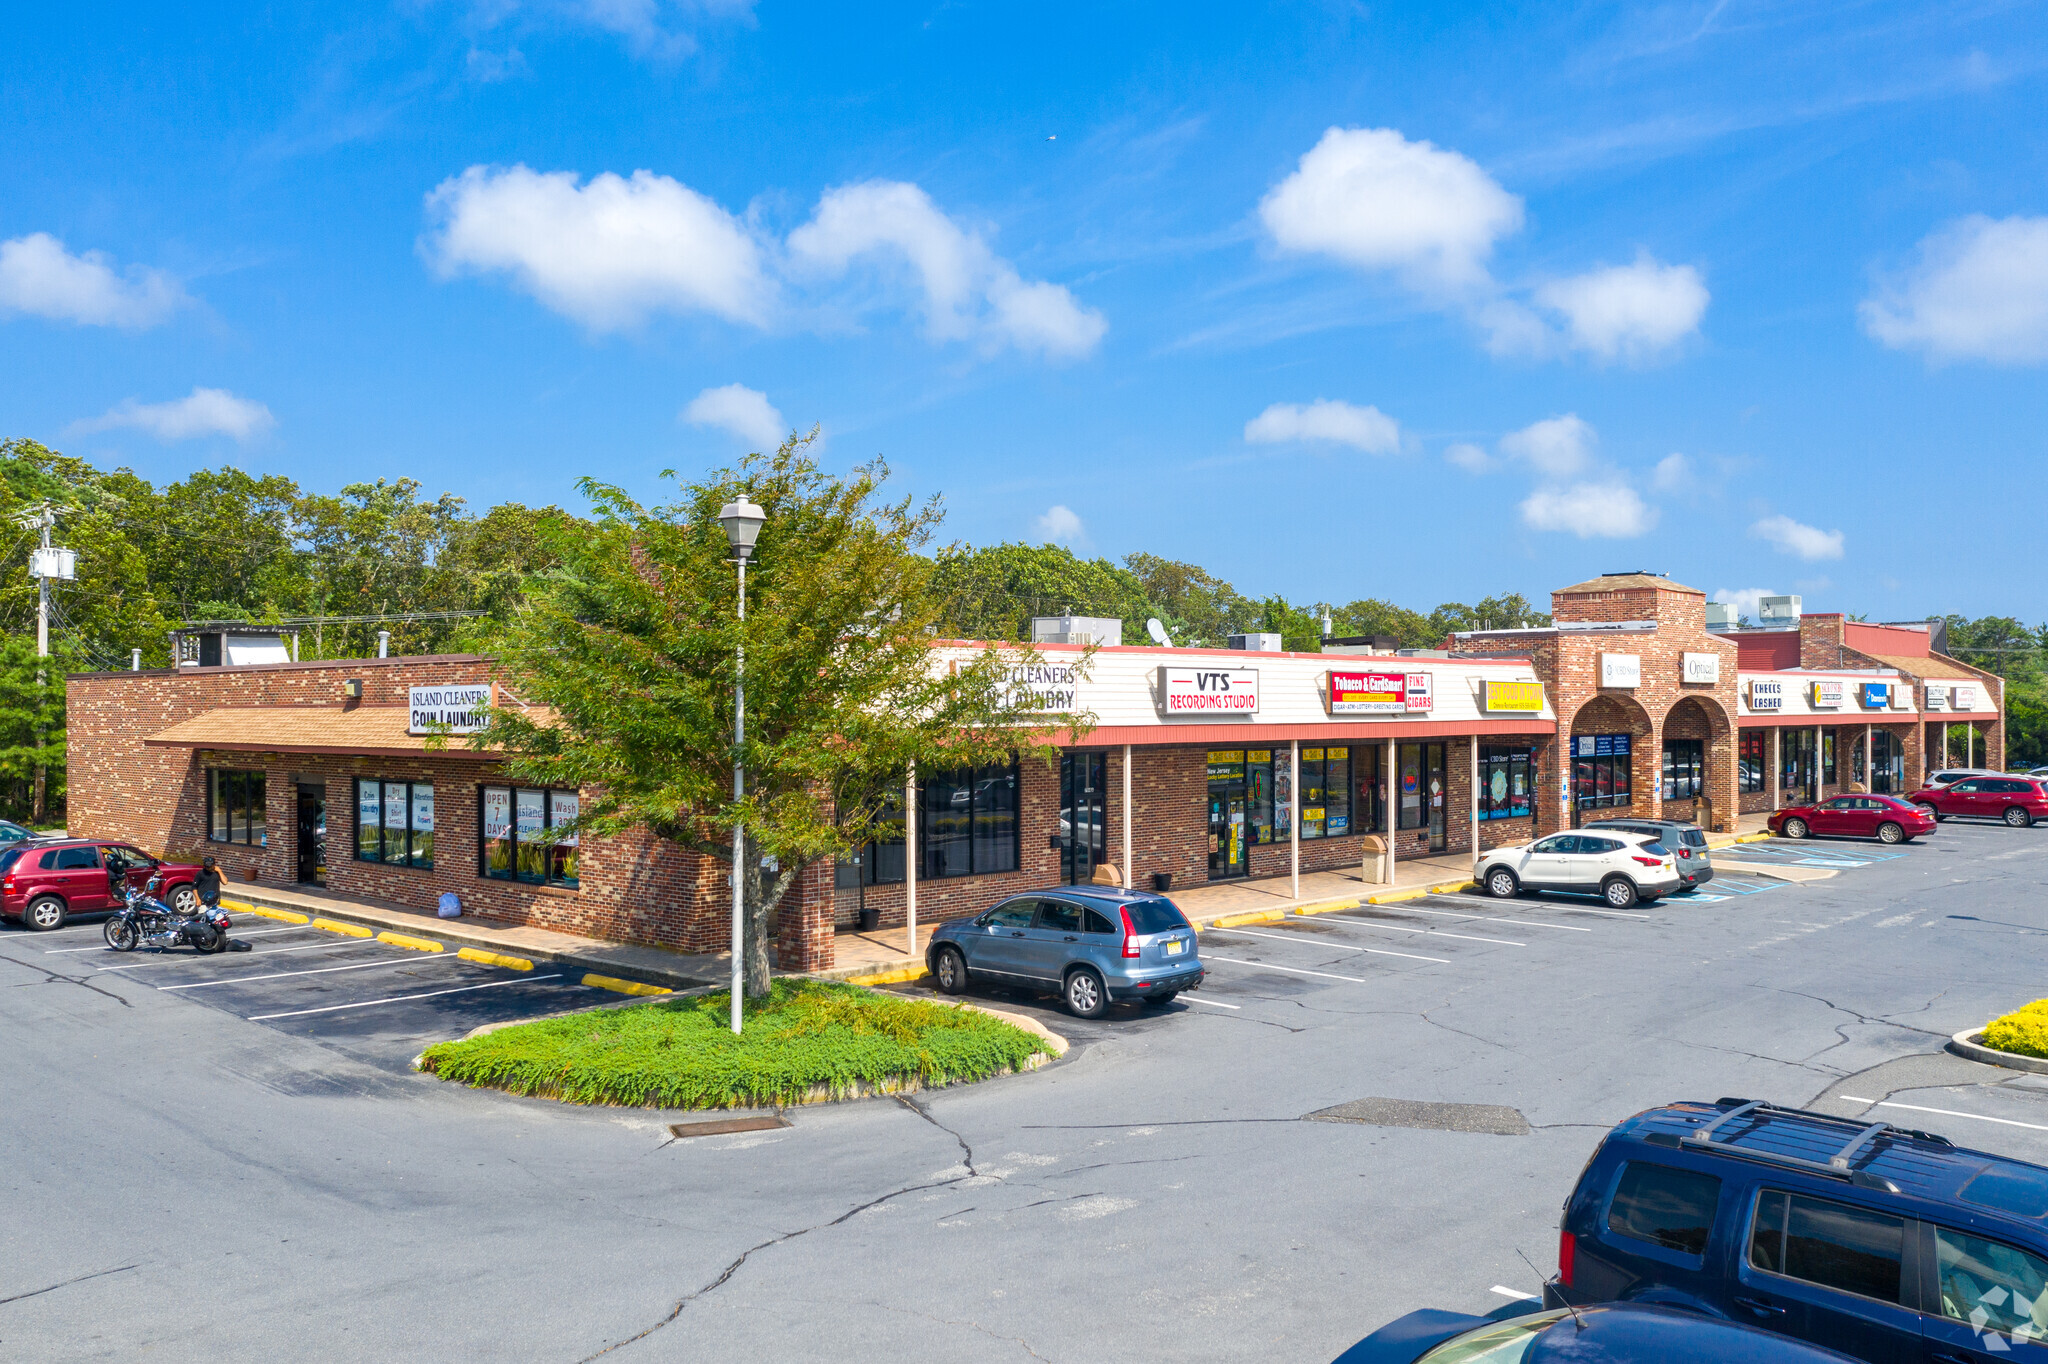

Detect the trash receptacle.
xmin=1151 ymin=871 xmax=1173 ymax=893
xmin=1361 ymin=834 xmax=1388 ymax=884
xmin=1694 ymin=794 xmax=1717 ymax=834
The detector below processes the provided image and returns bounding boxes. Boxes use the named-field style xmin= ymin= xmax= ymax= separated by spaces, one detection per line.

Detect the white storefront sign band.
xmin=1600 ymin=653 xmax=1641 ymax=688
xmin=409 ymin=684 xmax=493 ymax=735
xmin=1681 ymin=652 xmax=1720 ymax=684
xmin=1158 ymin=667 xmax=1260 ymax=715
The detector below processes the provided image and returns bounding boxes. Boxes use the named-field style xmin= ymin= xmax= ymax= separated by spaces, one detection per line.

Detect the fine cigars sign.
xmin=1158 ymin=667 xmax=1259 ymax=715
xmin=1326 ymin=670 xmax=1433 ymax=714
xmin=408 ymin=684 xmax=492 ymax=735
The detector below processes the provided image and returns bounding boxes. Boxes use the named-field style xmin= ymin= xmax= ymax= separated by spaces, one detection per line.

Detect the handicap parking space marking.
xmin=245 ymin=972 xmax=564 ymax=1021
xmin=157 ymin=951 xmax=465 ymax=991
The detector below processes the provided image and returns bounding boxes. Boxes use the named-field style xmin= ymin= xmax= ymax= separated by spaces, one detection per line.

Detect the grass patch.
xmin=1983 ymin=998 xmax=2048 ymax=1059
xmin=418 ymin=979 xmax=1052 ymax=1109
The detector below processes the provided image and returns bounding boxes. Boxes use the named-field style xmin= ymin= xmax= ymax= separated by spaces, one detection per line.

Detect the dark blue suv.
xmin=1547 ymin=1098 xmax=2048 ymax=1364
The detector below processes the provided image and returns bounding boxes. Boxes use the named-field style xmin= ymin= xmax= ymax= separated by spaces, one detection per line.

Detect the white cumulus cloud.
xmin=1651 ymin=452 xmax=1691 ymax=492
xmin=421 ymin=164 xmax=771 ymax=331
xmin=1861 ymin=214 xmax=2048 ymax=364
xmin=1752 ymin=514 xmax=1844 ymax=561
xmin=683 ymin=383 xmax=784 ymax=448
xmin=0 ymin=233 xmax=187 ymax=329
xmin=1243 ymin=399 xmax=1401 ymax=453
xmin=1519 ymin=481 xmax=1658 ymax=538
xmin=1444 ymin=442 xmax=1492 ymax=473
xmin=787 ymin=180 xmax=1105 ymax=358
xmin=71 ymin=387 xmax=275 ymax=442
xmin=1713 ymin=587 xmax=1779 ymax=621
xmin=1035 ymin=505 xmax=1084 ymax=544
xmin=1535 ymin=253 xmax=1709 ymax=361
xmin=1259 ymin=126 xmax=1523 ymax=293
xmin=1500 ymin=413 xmax=1596 ymax=478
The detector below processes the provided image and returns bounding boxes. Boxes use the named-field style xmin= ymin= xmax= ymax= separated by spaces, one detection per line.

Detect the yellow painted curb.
xmin=845 ymin=964 xmax=929 ymax=987
xmin=1293 ymin=896 xmax=1366 ymax=918
xmin=1204 ymin=907 xmax=1288 ymax=930
xmin=457 ymin=947 xmax=533 ymax=971
xmin=376 ymin=931 xmax=444 ymax=953
xmin=1735 ymin=832 xmax=1775 ymax=843
xmin=223 ymin=901 xmax=309 ymax=925
xmin=581 ymin=973 xmax=671 ymax=997
xmin=312 ymin=918 xmax=373 ymax=938
xmin=1365 ymin=885 xmax=1435 ymax=905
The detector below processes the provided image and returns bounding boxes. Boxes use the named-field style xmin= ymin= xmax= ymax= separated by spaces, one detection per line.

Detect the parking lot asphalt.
xmin=8 ymin=821 xmax=2048 ymax=1363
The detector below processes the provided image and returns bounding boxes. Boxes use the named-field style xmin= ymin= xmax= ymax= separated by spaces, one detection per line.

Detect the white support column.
xmin=905 ymin=766 xmax=917 ymax=957
xmin=1469 ymin=736 xmax=1480 ymax=880
xmin=1814 ymin=724 xmax=1823 ymax=800
xmin=1385 ymin=737 xmax=1397 ymax=886
xmin=1289 ymin=739 xmax=1300 ymax=900
xmin=1864 ymin=724 xmax=1873 ymax=792
xmin=1122 ymin=744 xmax=1133 ymax=890
xmin=1771 ymin=727 xmax=1781 ymax=811
xmin=1942 ymin=722 xmax=1949 ymax=771
xmin=1967 ymin=722 xmax=1975 ymax=767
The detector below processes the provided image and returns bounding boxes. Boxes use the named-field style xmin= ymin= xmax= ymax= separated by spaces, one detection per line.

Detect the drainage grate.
xmin=1305 ymin=1097 xmax=1530 ymax=1136
xmin=667 ymin=1115 xmax=791 ymax=1139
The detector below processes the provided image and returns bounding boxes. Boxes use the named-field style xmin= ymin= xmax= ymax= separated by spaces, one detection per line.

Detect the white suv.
xmin=1477 ymin=830 xmax=1680 ymax=908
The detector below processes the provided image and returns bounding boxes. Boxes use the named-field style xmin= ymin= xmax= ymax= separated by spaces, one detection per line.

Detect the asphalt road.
xmin=7 ymin=822 xmax=2048 ymax=1363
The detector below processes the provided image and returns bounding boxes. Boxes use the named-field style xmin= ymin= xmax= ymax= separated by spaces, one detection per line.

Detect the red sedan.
xmin=1768 ymin=794 xmax=1936 ymax=844
xmin=1908 ymin=775 xmax=2048 ymax=828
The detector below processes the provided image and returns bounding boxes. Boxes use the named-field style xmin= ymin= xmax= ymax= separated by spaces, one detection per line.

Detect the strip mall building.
xmin=67 ymin=573 xmax=2004 ymax=973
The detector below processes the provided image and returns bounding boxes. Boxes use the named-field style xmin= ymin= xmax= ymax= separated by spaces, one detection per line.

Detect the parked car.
xmin=1 ymin=839 xmax=201 ymax=931
xmin=1767 ymin=794 xmax=1936 ymax=844
xmin=926 ymin=887 xmax=1203 ymax=1018
xmin=1333 ymin=1301 xmax=1861 ymax=1364
xmin=1583 ymin=817 xmax=1714 ymax=892
xmin=1925 ymin=768 xmax=2003 ymax=788
xmin=1909 ymin=774 xmax=2048 ymax=828
xmin=1478 ymin=830 xmax=1680 ymax=908
xmin=0 ymin=819 xmax=40 ymax=847
xmin=1546 ymin=1097 xmax=2048 ymax=1364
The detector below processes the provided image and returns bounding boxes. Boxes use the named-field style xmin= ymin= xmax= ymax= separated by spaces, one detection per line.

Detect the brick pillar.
xmin=1644 ymin=715 xmax=1663 ymax=819
xmin=1709 ymin=713 xmax=1738 ymax=834
xmin=776 ymin=855 xmax=836 ymax=973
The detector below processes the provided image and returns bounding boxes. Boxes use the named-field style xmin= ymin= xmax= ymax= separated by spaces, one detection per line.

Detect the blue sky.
xmin=5 ymin=2 xmax=2047 ymax=622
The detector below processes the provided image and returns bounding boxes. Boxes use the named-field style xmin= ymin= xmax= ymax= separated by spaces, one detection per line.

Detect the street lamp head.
xmin=718 ymin=497 xmax=766 ymax=559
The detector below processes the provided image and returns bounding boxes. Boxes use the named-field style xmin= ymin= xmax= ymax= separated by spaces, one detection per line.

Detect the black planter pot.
xmin=1150 ymin=872 xmax=1173 ymax=893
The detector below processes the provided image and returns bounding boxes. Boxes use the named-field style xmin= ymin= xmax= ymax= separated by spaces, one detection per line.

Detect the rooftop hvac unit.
xmin=1030 ymin=615 xmax=1123 ymax=647
xmin=1227 ymin=633 xmax=1284 ymax=652
xmin=1758 ymin=595 xmax=1802 ymax=625
xmin=1704 ymin=602 xmax=1734 ymax=630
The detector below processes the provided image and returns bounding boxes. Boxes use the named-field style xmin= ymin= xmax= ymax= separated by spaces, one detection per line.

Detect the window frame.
xmin=1739 ymin=730 xmax=1767 ymax=794
xmin=1745 ymin=1187 xmax=1908 ymax=1307
xmin=1662 ymin=738 xmax=1704 ymax=801
xmin=1573 ymin=734 xmax=1634 ymax=811
xmin=353 ymin=777 xmax=434 ymax=871
xmin=1604 ymin=1159 xmax=1723 ymax=1266
xmin=1478 ymin=746 xmax=1534 ymax=821
xmin=206 ymin=768 xmax=268 ymax=847
xmin=477 ymin=784 xmax=578 ymax=888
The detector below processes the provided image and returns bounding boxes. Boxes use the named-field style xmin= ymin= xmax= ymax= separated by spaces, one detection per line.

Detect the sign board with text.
xmin=1600 ymin=653 xmax=1641 ymax=688
xmin=1924 ymin=684 xmax=1947 ymax=711
xmin=1810 ymin=680 xmax=1844 ymax=709
xmin=1482 ymin=680 xmax=1545 ymax=713
xmin=1002 ymin=662 xmax=1080 ymax=714
xmin=1682 ymin=652 xmax=1721 ymax=684
xmin=409 ymin=684 xmax=492 ymax=735
xmin=1860 ymin=682 xmax=1891 ymax=709
xmin=1327 ymin=671 xmax=1406 ymax=714
xmin=1747 ymin=678 xmax=1785 ymax=711
xmin=1158 ymin=667 xmax=1260 ymax=716
xmin=1953 ymin=684 xmax=1978 ymax=712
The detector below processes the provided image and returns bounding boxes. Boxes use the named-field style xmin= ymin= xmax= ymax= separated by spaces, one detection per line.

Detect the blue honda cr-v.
xmin=926 ymin=888 xmax=1204 ymax=1018
xmin=1547 ymin=1097 xmax=2048 ymax=1364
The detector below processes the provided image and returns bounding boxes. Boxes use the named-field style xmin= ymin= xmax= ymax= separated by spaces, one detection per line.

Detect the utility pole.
xmin=19 ymin=504 xmax=73 ymax=825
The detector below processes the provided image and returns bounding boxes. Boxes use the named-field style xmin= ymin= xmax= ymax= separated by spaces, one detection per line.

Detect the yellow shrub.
xmin=1983 ymin=1006 xmax=2048 ymax=1059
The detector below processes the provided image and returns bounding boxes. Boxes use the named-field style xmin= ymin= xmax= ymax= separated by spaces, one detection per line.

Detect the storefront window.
xmin=848 ymin=760 xmax=1020 ymax=884
xmin=1478 ymin=747 xmax=1533 ymax=820
xmin=1662 ymin=740 xmax=1704 ymax=800
xmin=1296 ymin=747 xmax=1351 ymax=840
xmin=1739 ymin=731 xmax=1766 ymax=794
xmin=355 ymin=778 xmax=432 ymax=869
xmin=478 ymin=785 xmax=577 ymax=888
xmin=1573 ymin=734 xmax=1632 ymax=811
xmin=1779 ymin=729 xmax=1836 ymax=795
xmin=1354 ymin=745 xmax=1385 ymax=834
xmin=208 ymin=769 xmax=266 ymax=846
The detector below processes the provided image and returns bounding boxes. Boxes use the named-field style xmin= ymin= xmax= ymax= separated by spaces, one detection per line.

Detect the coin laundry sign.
xmin=1158 ymin=667 xmax=1259 ymax=715
xmin=408 ymin=684 xmax=493 ymax=734
xmin=1002 ymin=662 xmax=1080 ymax=713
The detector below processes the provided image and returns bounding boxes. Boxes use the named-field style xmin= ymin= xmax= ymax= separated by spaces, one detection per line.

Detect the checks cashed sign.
xmin=409 ymin=684 xmax=493 ymax=735
xmin=1158 ymin=667 xmax=1259 ymax=715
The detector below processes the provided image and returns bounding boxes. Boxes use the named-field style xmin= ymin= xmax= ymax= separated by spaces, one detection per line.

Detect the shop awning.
xmin=143 ymin=706 xmax=493 ymax=759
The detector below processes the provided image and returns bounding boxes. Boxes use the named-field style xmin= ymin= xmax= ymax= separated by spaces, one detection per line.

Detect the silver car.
xmin=1476 ymin=829 xmax=1680 ymax=908
xmin=926 ymin=888 xmax=1205 ymax=1018
xmin=1582 ymin=817 xmax=1713 ymax=892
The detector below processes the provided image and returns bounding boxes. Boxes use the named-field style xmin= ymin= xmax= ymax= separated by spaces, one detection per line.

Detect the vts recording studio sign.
xmin=1157 ymin=667 xmax=1260 ymax=715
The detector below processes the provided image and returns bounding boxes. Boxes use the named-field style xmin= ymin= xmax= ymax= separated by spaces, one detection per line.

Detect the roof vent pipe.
xmin=131 ymin=648 xmax=141 ymax=671
xmin=377 ymin=630 xmax=390 ymax=658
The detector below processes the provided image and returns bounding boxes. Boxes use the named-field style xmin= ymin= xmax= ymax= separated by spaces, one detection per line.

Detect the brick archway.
xmin=1566 ymin=694 xmax=1657 ymax=826
xmin=1663 ymin=694 xmax=1736 ymax=832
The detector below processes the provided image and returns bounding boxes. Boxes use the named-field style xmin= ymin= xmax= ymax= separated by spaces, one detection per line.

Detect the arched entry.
xmin=1568 ymin=695 xmax=1654 ymax=826
xmin=1662 ymin=695 xmax=1733 ymax=828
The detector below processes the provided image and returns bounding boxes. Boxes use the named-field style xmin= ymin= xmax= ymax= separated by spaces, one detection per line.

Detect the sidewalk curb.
xmin=842 ymin=962 xmax=929 ymax=987
xmin=1947 ymin=1026 xmax=2048 ymax=1075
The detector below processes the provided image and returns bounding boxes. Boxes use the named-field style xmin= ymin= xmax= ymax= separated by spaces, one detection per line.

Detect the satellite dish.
xmin=1146 ymin=617 xmax=1173 ymax=648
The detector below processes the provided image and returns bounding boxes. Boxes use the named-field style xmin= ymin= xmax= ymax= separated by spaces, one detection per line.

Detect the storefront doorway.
xmin=295 ymin=785 xmax=326 ymax=886
xmin=1060 ymin=752 xmax=1107 ymax=885
xmin=1206 ymin=750 xmax=1249 ymax=879
xmin=1398 ymin=742 xmax=1447 ymax=852
xmin=1871 ymin=731 xmax=1903 ymax=793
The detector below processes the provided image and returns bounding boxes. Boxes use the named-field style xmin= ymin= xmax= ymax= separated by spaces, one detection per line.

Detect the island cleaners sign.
xmin=1159 ymin=667 xmax=1259 ymax=715
xmin=408 ymin=684 xmax=492 ymax=735
xmin=1002 ymin=662 xmax=1080 ymax=714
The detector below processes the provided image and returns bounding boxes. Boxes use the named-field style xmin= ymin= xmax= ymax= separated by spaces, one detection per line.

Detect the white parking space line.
xmin=1366 ymin=906 xmax=1592 ymax=933
xmin=1184 ymin=997 xmax=1240 ymax=1009
xmin=1429 ymin=892 xmax=1649 ymax=920
xmin=46 ymin=926 xmax=306 ymax=953
xmin=97 ymin=939 xmax=381 ymax=972
xmin=158 ymin=953 xmax=462 ymax=991
xmin=246 ymin=973 xmax=563 ymax=1021
xmin=1838 ymin=1097 xmax=2048 ymax=1134
xmin=1226 ymin=923 xmax=1525 ymax=951
xmin=1204 ymin=955 xmax=1375 ymax=982
xmin=1491 ymin=1286 xmax=1539 ymax=1302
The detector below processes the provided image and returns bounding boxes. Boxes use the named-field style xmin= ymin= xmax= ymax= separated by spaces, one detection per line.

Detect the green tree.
xmin=1122 ymin=553 xmax=1254 ymax=646
xmin=295 ymin=478 xmax=469 ymax=657
xmin=477 ymin=434 xmax=1073 ymax=998
xmin=127 ymin=467 xmax=307 ymax=620
xmin=928 ymin=542 xmax=1150 ymax=643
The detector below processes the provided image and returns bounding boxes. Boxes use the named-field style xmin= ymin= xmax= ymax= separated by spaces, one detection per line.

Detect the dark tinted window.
xmin=1123 ymin=900 xmax=1188 ymax=935
xmin=1583 ymin=837 xmax=1624 ymax=854
xmin=1641 ymin=842 xmax=1668 ymax=856
xmin=1998 ymin=779 xmax=2035 ymax=794
xmin=1751 ymin=1190 xmax=1904 ymax=1303
xmin=1607 ymin=1162 xmax=1721 ymax=1256
xmin=1037 ymin=901 xmax=1082 ymax=933
xmin=1082 ymin=908 xmax=1115 ymax=935
xmin=0 ymin=847 xmax=24 ymax=872
xmin=986 ymin=901 xmax=1036 ymax=929
xmin=54 ymin=846 xmax=100 ymax=870
xmin=1952 ymin=780 xmax=1985 ymax=792
xmin=36 ymin=849 xmax=59 ymax=869
xmin=1682 ymin=829 xmax=1708 ymax=847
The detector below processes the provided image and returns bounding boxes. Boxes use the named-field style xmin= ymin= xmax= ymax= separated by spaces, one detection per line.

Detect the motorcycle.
xmin=103 ymin=874 xmax=244 ymax=953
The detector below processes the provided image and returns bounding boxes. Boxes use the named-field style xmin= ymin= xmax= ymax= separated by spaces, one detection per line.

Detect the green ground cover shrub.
xmin=1982 ymin=998 xmax=2048 ymax=1059
xmin=419 ymin=979 xmax=1051 ymax=1108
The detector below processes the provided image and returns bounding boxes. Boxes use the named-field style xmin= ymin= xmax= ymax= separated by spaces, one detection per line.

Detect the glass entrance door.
xmin=295 ymin=786 xmax=326 ymax=886
xmin=1397 ymin=742 xmax=1447 ymax=850
xmin=1871 ymin=731 xmax=1901 ymax=793
xmin=1208 ymin=791 xmax=1248 ymax=879
xmin=1060 ymin=752 xmax=1107 ymax=884
xmin=1424 ymin=743 xmax=1447 ymax=851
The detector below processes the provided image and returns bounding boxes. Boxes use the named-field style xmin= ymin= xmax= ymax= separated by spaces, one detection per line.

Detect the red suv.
xmin=1910 ymin=775 xmax=2048 ymax=827
xmin=2 ymin=840 xmax=203 ymax=931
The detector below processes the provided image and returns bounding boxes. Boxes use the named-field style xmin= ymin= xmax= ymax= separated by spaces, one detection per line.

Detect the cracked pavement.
xmin=8 ymin=821 xmax=2048 ymax=1361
